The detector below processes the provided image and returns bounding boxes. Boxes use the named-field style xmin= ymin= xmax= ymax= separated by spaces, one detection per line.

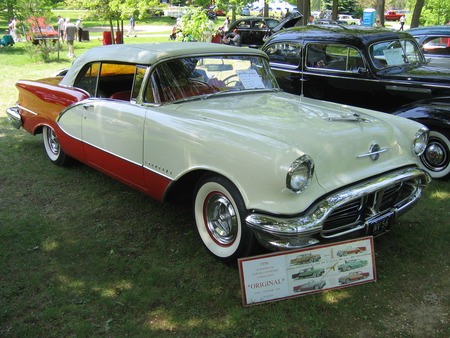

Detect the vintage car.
xmin=339 ymin=271 xmax=370 ymax=284
xmin=292 ymin=267 xmax=325 ymax=279
xmin=263 ymin=25 xmax=450 ymax=179
xmin=384 ymin=11 xmax=403 ymax=21
xmin=293 ymin=280 xmax=326 ymax=292
xmin=338 ymin=259 xmax=368 ymax=272
xmin=224 ymin=11 xmax=302 ymax=48
xmin=338 ymin=14 xmax=360 ymax=25
xmin=7 ymin=42 xmax=430 ymax=262
xmin=407 ymin=25 xmax=450 ymax=70
xmin=337 ymin=246 xmax=367 ymax=257
xmin=26 ymin=24 xmax=59 ymax=44
xmin=290 ymin=253 xmax=321 ymax=265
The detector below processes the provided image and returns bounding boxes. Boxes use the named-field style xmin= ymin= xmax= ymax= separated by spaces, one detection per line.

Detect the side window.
xmin=131 ymin=66 xmax=147 ymax=101
xmin=306 ymin=43 xmax=364 ymax=71
xmin=265 ymin=43 xmax=301 ymax=67
xmin=422 ymin=36 xmax=450 ymax=56
xmin=75 ymin=62 xmax=100 ymax=96
xmin=98 ymin=63 xmax=136 ymax=99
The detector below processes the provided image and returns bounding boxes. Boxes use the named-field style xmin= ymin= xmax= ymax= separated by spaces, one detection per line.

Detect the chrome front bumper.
xmin=6 ymin=107 xmax=22 ymax=129
xmin=246 ymin=167 xmax=430 ymax=251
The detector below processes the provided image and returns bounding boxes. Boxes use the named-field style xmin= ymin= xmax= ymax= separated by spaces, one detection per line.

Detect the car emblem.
xmin=357 ymin=143 xmax=389 ymax=161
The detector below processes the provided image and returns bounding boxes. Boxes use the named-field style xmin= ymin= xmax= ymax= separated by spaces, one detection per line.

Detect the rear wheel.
xmin=420 ymin=130 xmax=450 ymax=179
xmin=42 ymin=126 xmax=70 ymax=166
xmin=193 ymin=175 xmax=255 ymax=262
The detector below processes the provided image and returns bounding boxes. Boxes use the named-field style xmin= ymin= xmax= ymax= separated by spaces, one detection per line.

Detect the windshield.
xmin=147 ymin=55 xmax=279 ymax=104
xmin=369 ymin=39 xmax=424 ymax=69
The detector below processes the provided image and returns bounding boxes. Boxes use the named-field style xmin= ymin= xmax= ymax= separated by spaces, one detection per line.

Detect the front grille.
xmin=322 ymin=181 xmax=414 ymax=236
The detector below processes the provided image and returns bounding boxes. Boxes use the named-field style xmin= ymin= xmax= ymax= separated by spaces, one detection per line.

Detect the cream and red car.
xmin=6 ymin=42 xmax=430 ymax=262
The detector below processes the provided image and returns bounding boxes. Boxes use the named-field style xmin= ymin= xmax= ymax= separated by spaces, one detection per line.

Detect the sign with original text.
xmin=238 ymin=237 xmax=376 ymax=306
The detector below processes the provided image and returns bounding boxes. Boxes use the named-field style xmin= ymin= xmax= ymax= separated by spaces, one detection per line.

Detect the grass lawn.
xmin=0 ymin=21 xmax=449 ymax=337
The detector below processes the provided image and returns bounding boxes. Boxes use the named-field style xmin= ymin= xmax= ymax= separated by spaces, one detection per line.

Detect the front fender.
xmin=393 ymin=96 xmax=450 ymax=131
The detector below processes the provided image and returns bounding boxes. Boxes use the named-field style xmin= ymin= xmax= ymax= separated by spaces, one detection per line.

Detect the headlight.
xmin=413 ymin=127 xmax=429 ymax=156
xmin=286 ymin=155 xmax=314 ymax=193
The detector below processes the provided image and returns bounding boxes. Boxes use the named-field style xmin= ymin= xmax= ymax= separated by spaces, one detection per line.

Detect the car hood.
xmin=169 ymin=92 xmax=420 ymax=191
xmin=377 ymin=64 xmax=450 ymax=84
xmin=272 ymin=11 xmax=303 ymax=33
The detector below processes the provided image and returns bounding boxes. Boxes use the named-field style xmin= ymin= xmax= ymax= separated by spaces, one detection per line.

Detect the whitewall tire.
xmin=194 ymin=175 xmax=255 ymax=262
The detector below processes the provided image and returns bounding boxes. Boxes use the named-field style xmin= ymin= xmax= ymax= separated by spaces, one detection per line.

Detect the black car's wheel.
xmin=194 ymin=175 xmax=255 ymax=262
xmin=420 ymin=130 xmax=450 ymax=179
xmin=42 ymin=126 xmax=70 ymax=166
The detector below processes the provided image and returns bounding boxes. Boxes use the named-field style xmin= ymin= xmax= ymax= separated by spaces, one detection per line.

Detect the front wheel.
xmin=420 ymin=130 xmax=450 ymax=179
xmin=42 ymin=126 xmax=70 ymax=166
xmin=193 ymin=175 xmax=255 ymax=262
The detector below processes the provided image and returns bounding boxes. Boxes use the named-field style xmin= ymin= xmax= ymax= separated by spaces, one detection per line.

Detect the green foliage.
xmin=178 ymin=9 xmax=215 ymax=42
xmin=324 ymin=0 xmax=361 ymax=17
xmin=419 ymin=0 xmax=450 ymax=25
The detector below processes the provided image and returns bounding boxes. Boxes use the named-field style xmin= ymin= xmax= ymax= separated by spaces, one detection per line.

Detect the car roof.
xmin=407 ymin=25 xmax=450 ymax=36
xmin=60 ymin=42 xmax=267 ymax=86
xmin=265 ymin=25 xmax=414 ymax=46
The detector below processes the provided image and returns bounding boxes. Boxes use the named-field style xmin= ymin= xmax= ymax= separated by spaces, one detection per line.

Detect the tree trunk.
xmin=332 ymin=0 xmax=338 ymax=20
xmin=297 ymin=0 xmax=310 ymax=25
xmin=410 ymin=0 xmax=424 ymax=28
xmin=376 ymin=0 xmax=385 ymax=27
xmin=109 ymin=17 xmax=115 ymax=44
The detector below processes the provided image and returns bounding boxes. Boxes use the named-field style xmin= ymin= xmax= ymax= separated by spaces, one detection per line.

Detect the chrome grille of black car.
xmin=322 ymin=181 xmax=412 ymax=236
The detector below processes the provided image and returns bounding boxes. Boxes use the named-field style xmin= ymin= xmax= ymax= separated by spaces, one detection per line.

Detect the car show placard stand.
xmin=238 ymin=237 xmax=376 ymax=306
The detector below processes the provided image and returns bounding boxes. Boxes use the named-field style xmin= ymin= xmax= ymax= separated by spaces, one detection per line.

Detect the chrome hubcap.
xmin=204 ymin=193 xmax=238 ymax=246
xmin=423 ymin=139 xmax=448 ymax=171
xmin=47 ymin=129 xmax=60 ymax=155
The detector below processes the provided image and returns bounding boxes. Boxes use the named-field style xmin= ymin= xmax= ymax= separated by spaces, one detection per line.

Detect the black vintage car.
xmin=225 ymin=11 xmax=302 ymax=48
xmin=407 ymin=25 xmax=450 ymax=70
xmin=262 ymin=25 xmax=450 ymax=179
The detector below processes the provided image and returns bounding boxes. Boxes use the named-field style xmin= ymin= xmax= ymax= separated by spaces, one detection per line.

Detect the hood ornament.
xmin=357 ymin=143 xmax=389 ymax=161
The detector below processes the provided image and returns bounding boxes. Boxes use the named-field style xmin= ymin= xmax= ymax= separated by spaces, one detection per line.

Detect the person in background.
xmin=307 ymin=16 xmax=315 ymax=25
xmin=64 ymin=18 xmax=77 ymax=58
xmin=75 ymin=18 xmax=83 ymax=42
xmin=223 ymin=29 xmax=241 ymax=46
xmin=127 ymin=16 xmax=136 ymax=37
xmin=399 ymin=15 xmax=405 ymax=31
xmin=1 ymin=29 xmax=15 ymax=47
xmin=57 ymin=16 xmax=65 ymax=40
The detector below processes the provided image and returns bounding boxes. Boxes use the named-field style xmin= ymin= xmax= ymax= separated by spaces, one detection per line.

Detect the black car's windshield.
xmin=147 ymin=55 xmax=279 ymax=104
xmin=369 ymin=39 xmax=424 ymax=70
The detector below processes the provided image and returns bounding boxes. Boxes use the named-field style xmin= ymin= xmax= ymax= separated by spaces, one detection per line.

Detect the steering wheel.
xmin=223 ymin=74 xmax=240 ymax=87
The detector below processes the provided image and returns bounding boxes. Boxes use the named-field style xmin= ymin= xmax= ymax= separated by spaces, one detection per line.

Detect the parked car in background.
xmin=26 ymin=24 xmax=59 ymax=44
xmin=408 ymin=25 xmax=450 ymax=70
xmin=384 ymin=10 xmax=403 ymax=21
xmin=263 ymin=25 xmax=450 ymax=179
xmin=338 ymin=14 xmax=360 ymax=25
xmin=224 ymin=11 xmax=302 ymax=47
xmin=6 ymin=42 xmax=430 ymax=262
xmin=293 ymin=280 xmax=326 ymax=292
xmin=241 ymin=7 xmax=251 ymax=16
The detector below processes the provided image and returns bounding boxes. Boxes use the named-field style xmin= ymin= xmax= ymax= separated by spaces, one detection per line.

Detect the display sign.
xmin=238 ymin=237 xmax=376 ymax=306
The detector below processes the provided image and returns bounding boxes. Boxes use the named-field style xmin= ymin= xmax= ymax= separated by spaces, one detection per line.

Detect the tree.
xmin=410 ymin=0 xmax=424 ymax=28
xmin=376 ymin=0 xmax=385 ymax=26
xmin=418 ymin=0 xmax=450 ymax=26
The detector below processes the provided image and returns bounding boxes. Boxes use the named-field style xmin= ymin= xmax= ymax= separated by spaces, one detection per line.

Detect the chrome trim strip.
xmin=16 ymin=104 xmax=38 ymax=116
xmin=246 ymin=167 xmax=430 ymax=250
xmin=270 ymin=66 xmax=450 ymax=90
xmin=357 ymin=147 xmax=389 ymax=158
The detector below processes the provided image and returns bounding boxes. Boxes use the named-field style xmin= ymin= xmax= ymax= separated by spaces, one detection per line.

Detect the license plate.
xmin=367 ymin=212 xmax=394 ymax=236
